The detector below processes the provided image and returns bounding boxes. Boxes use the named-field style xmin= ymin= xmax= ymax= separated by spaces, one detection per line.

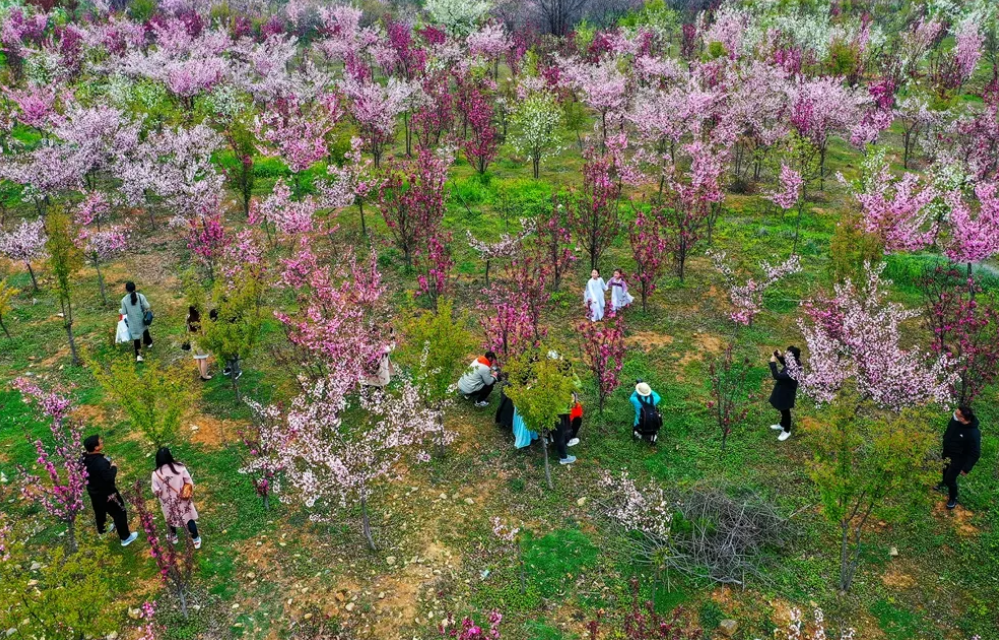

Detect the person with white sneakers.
xmin=151 ymin=447 xmax=202 ymax=550
xmin=458 ymin=351 xmax=499 ymax=407
xmin=768 ymin=346 xmax=801 ymax=442
xmin=120 ymin=281 xmax=153 ymax=362
xmin=81 ymin=435 xmax=139 ymax=547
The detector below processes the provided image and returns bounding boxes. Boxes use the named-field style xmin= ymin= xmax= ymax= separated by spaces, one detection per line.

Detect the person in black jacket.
xmin=81 ymin=435 xmax=138 ymax=547
xmin=768 ymin=346 xmax=801 ymax=442
xmin=940 ymin=406 xmax=982 ymax=509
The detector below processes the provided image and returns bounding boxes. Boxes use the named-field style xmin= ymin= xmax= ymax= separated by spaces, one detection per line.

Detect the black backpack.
xmin=636 ymin=394 xmax=662 ymax=435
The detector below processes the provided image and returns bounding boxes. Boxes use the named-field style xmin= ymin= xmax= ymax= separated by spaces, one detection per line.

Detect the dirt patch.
xmin=932 ymin=501 xmax=980 ymax=537
xmin=693 ymin=333 xmax=725 ymax=354
xmin=625 ymin=331 xmax=674 ymax=352
xmin=881 ymin=567 xmax=917 ymax=590
xmin=189 ymin=415 xmax=250 ymax=448
xmin=71 ymin=403 xmax=109 ymax=427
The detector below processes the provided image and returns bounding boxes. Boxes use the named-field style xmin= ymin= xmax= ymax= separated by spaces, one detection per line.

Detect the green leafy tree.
xmin=402 ymin=297 xmax=477 ymax=458
xmin=0 ymin=277 xmax=19 ymax=339
xmin=45 ymin=209 xmax=84 ymax=366
xmin=504 ymin=346 xmax=576 ymax=490
xmin=0 ymin=533 xmax=125 ymax=640
xmin=807 ymin=393 xmax=938 ymax=593
xmin=90 ymin=357 xmax=193 ymax=449
xmin=202 ymin=271 xmax=266 ymax=402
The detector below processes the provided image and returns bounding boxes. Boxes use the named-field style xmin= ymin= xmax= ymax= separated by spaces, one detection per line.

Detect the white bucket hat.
xmin=636 ymin=382 xmax=652 ymax=397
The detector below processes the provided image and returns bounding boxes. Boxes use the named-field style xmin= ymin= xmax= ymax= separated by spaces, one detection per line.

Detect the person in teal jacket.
xmin=629 ymin=381 xmax=662 ymax=441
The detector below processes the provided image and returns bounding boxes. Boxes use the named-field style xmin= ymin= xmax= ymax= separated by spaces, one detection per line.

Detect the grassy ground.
xmin=1 ymin=119 xmax=997 ymax=640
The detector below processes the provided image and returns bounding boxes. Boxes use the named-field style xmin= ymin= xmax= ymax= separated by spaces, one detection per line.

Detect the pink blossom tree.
xmin=12 ymin=378 xmax=87 ymax=552
xmin=342 ymin=77 xmax=412 ymax=168
xmin=320 ymin=137 xmax=380 ymax=236
xmin=628 ymin=209 xmax=667 ymax=312
xmin=529 ymin=197 xmax=576 ymax=292
xmin=275 ymin=373 xmax=438 ymax=550
xmin=466 ymin=220 xmax=531 ymax=286
xmin=241 ymin=399 xmax=287 ymax=511
xmin=459 ymin=84 xmax=499 ymax=174
xmin=792 ymin=262 xmax=956 ymax=412
xmin=377 ymin=148 xmax=450 ymax=270
xmin=708 ymin=250 xmax=801 ymax=328
xmin=254 ymin=94 xmax=342 ymax=194
xmin=187 ymin=214 xmax=229 ymax=281
xmin=248 ymin=178 xmax=317 ymax=243
xmin=944 ymin=181 xmax=999 ymax=267
xmin=569 ymin=148 xmax=621 ymax=271
xmin=478 ymin=290 xmax=537 ymax=362
xmin=562 ymin=57 xmax=628 ymax=149
xmin=0 ymin=218 xmax=46 ymax=291
xmin=849 ymin=160 xmax=939 ymax=255
xmin=81 ymin=226 xmax=128 ymax=305
xmin=577 ymin=301 xmax=625 ymax=414
xmin=767 ymin=164 xmax=806 ymax=252
xmin=417 ymin=231 xmax=454 ymax=303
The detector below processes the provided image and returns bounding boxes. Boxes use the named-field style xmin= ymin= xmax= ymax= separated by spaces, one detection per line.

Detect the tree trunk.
xmin=839 ymin=522 xmax=851 ymax=592
xmin=263 ymin=492 xmax=270 ymax=511
xmin=61 ymin=299 xmax=81 ymax=366
xmin=533 ymin=155 xmax=540 ymax=180
xmin=358 ymin=200 xmax=367 ymax=237
xmin=0 ymin=316 xmax=10 ymax=339
xmin=793 ymin=202 xmax=804 ymax=253
xmin=543 ymin=435 xmax=553 ymax=490
xmin=26 ymin=262 xmax=39 ymax=292
xmin=95 ymin=260 xmax=107 ymax=305
xmin=66 ymin=519 xmax=77 ymax=553
xmin=178 ymin=586 xmax=189 ymax=620
xmin=484 ymin=259 xmax=490 ymax=287
xmin=232 ymin=374 xmax=241 ymax=403
xmin=361 ymin=495 xmax=376 ymax=551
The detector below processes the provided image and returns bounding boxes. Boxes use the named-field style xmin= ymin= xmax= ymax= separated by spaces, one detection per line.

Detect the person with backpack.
xmin=768 ymin=346 xmax=801 ymax=442
xmin=81 ymin=435 xmax=139 ymax=547
xmin=939 ymin=406 xmax=982 ymax=510
xmin=120 ymin=281 xmax=153 ymax=362
xmin=630 ymin=381 xmax=662 ymax=443
xmin=151 ymin=447 xmax=202 ymax=549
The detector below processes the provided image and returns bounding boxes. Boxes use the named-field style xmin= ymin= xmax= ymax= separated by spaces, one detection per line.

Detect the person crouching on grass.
xmin=458 ymin=351 xmax=499 ymax=407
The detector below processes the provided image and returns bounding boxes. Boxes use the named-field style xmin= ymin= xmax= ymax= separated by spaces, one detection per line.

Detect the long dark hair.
xmin=187 ymin=306 xmax=201 ymax=332
xmin=155 ymin=447 xmax=183 ymax=474
xmin=126 ymin=281 xmax=137 ymax=305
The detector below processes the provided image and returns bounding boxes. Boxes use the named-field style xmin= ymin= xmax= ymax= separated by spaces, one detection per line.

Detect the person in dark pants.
xmin=457 ymin=351 xmax=498 ymax=407
xmin=567 ymin=393 xmax=583 ymax=447
xmin=120 ymin=282 xmax=153 ymax=362
xmin=940 ymin=406 xmax=982 ymax=509
xmin=768 ymin=346 xmax=801 ymax=442
xmin=81 ymin=435 xmax=138 ymax=547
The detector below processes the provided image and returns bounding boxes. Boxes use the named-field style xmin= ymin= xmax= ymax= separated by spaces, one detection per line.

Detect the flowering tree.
xmin=417 ymin=231 xmax=454 ymax=303
xmin=342 ymin=77 xmax=412 ymax=168
xmin=510 ymin=91 xmax=562 ymax=179
xmin=850 ymin=159 xmax=939 ymax=255
xmin=919 ymin=266 xmax=999 ymax=406
xmin=658 ymin=142 xmax=724 ymax=282
xmin=767 ymin=164 xmax=806 ymax=252
xmin=597 ymin=472 xmax=672 ymax=567
xmin=562 ymin=57 xmax=627 ymax=148
xmin=944 ymin=181 xmax=999 ymax=267
xmin=12 ymin=378 xmax=87 ymax=551
xmin=241 ymin=400 xmax=287 ymax=511
xmin=478 ymin=287 xmax=537 ymax=362
xmin=569 ymin=149 xmax=621 ymax=271
xmin=628 ymin=209 xmax=667 ymax=312
xmin=708 ymin=250 xmax=801 ymax=328
xmin=187 ymin=214 xmax=229 ymax=281
xmin=129 ymin=480 xmax=197 ymax=619
xmin=320 ymin=137 xmax=380 ymax=236
xmin=254 ymin=95 xmax=341 ymax=193
xmin=895 ymin=95 xmax=939 ymax=169
xmin=0 ymin=218 xmax=46 ymax=291
xmin=793 ymin=262 xmax=955 ymax=411
xmin=248 ymin=178 xmax=317 ymax=242
xmin=378 ymin=149 xmax=450 ymax=270
xmin=466 ymin=221 xmax=531 ymax=286
xmin=459 ymin=85 xmax=499 ymax=174
xmin=577 ymin=301 xmax=624 ymax=414
xmin=276 ymin=373 xmax=438 ymax=550
xmin=529 ymin=197 xmax=575 ymax=292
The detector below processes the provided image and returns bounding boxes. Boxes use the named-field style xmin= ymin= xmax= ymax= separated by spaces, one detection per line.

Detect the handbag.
xmin=156 ymin=471 xmax=194 ymax=501
xmin=143 ymin=309 xmax=154 ymax=326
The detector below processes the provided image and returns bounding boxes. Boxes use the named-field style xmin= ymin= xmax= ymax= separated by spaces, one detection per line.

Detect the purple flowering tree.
xmin=12 ymin=378 xmax=87 ymax=551
xmin=708 ymin=250 xmax=801 ymax=328
xmin=0 ymin=218 xmax=46 ymax=291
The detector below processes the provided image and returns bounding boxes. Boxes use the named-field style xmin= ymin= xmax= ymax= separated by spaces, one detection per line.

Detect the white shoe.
xmin=121 ymin=532 xmax=139 ymax=547
xmin=559 ymin=456 xmax=576 ymax=465
xmin=567 ymin=438 xmax=580 ymax=447
xmin=193 ymin=537 xmax=202 ymax=550
xmin=168 ymin=535 xmax=179 ymax=545
xmin=651 ymin=434 xmax=658 ymax=443
xmin=474 ymin=401 xmax=489 ymax=408
xmin=778 ymin=431 xmax=791 ymax=442
xmin=105 ymin=523 xmax=116 ymax=535
xmin=770 ymin=424 xmax=783 ymax=430
xmin=136 ymin=355 xmax=144 ymax=362
xmin=633 ymin=430 xmax=640 ymax=439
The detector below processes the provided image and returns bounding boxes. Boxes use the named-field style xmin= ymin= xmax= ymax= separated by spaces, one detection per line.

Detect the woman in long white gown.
xmin=608 ymin=269 xmax=635 ymax=312
xmin=584 ymin=269 xmax=608 ymax=321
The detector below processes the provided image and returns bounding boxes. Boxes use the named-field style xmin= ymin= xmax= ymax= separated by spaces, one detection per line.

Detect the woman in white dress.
xmin=608 ymin=269 xmax=635 ymax=312
xmin=584 ymin=269 xmax=608 ymax=322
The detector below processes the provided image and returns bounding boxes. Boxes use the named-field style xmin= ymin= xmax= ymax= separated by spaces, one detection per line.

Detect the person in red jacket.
xmin=567 ymin=394 xmax=583 ymax=447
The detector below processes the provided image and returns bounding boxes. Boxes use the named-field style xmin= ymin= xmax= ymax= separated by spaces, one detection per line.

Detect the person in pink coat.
xmin=151 ymin=447 xmax=202 ymax=549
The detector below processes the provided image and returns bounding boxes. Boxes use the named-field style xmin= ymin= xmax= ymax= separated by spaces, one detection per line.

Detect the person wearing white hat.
xmin=630 ymin=381 xmax=662 ymax=442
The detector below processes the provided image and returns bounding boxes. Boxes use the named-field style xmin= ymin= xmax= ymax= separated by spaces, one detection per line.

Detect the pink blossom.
xmin=944 ymin=181 xmax=999 ymax=264
xmin=768 ymin=165 xmax=803 ymax=210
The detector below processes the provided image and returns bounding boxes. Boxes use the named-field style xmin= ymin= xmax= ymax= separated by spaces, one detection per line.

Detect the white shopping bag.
xmin=115 ymin=316 xmax=131 ymax=344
